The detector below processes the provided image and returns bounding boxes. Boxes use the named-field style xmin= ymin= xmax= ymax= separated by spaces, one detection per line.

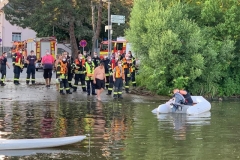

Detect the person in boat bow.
xmin=173 ymin=89 xmax=193 ymax=105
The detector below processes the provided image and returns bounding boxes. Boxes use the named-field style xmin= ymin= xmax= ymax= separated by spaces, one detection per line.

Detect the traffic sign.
xmin=111 ymin=15 xmax=125 ymax=25
xmin=79 ymin=40 xmax=87 ymax=47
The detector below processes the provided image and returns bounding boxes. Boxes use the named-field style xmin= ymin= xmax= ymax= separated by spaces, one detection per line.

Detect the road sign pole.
xmin=108 ymin=1 xmax=111 ymax=58
xmin=79 ymin=40 xmax=87 ymax=55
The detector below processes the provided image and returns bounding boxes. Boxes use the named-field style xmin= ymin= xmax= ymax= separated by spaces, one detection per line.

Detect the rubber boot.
xmin=60 ymin=90 xmax=65 ymax=95
xmin=67 ymin=90 xmax=72 ymax=94
xmin=118 ymin=94 xmax=123 ymax=99
xmin=73 ymin=87 xmax=77 ymax=92
xmin=113 ymin=93 xmax=118 ymax=99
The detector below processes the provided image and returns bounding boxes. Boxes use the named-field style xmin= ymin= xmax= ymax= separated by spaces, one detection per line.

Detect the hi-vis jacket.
xmin=14 ymin=52 xmax=24 ymax=68
xmin=57 ymin=60 xmax=68 ymax=79
xmin=85 ymin=61 xmax=95 ymax=80
xmin=73 ymin=58 xmax=86 ymax=74
xmin=113 ymin=66 xmax=125 ymax=79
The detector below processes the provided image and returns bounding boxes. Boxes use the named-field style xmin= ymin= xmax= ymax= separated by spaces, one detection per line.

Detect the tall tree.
xmin=91 ymin=0 xmax=103 ymax=54
xmin=126 ymin=0 xmax=235 ymax=96
xmin=4 ymin=0 xmax=91 ymax=58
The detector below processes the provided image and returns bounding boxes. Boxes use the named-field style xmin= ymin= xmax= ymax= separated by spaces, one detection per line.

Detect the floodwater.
xmin=0 ymin=99 xmax=239 ymax=160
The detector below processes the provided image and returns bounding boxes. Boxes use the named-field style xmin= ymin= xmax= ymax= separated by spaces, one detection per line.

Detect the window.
xmin=100 ymin=44 xmax=113 ymax=51
xmin=116 ymin=43 xmax=123 ymax=50
xmin=12 ymin=33 xmax=21 ymax=41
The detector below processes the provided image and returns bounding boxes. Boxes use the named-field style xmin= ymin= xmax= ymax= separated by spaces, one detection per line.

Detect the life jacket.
xmin=183 ymin=91 xmax=193 ymax=105
xmin=114 ymin=66 xmax=124 ymax=79
xmin=75 ymin=58 xmax=85 ymax=65
xmin=122 ymin=58 xmax=127 ymax=69
xmin=74 ymin=59 xmax=85 ymax=73
xmin=85 ymin=62 xmax=94 ymax=77
xmin=15 ymin=53 xmax=23 ymax=67
xmin=59 ymin=61 xmax=68 ymax=74
xmin=172 ymin=92 xmax=186 ymax=111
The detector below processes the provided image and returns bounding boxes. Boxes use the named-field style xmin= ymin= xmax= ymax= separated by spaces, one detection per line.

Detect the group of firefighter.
xmin=4 ymin=49 xmax=137 ymax=99
xmin=56 ymin=50 xmax=137 ymax=99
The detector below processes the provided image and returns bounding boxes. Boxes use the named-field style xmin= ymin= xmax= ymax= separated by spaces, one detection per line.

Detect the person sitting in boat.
xmin=173 ymin=89 xmax=193 ymax=105
xmin=170 ymin=90 xmax=186 ymax=111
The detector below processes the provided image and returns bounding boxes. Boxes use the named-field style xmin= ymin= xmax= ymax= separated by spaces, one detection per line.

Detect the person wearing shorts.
xmin=94 ymin=62 xmax=106 ymax=101
xmin=41 ymin=51 xmax=55 ymax=88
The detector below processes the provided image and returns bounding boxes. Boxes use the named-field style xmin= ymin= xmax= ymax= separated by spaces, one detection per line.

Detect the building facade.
xmin=0 ymin=0 xmax=36 ymax=54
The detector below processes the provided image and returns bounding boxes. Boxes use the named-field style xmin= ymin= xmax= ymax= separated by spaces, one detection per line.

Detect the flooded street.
xmin=0 ymin=85 xmax=240 ymax=159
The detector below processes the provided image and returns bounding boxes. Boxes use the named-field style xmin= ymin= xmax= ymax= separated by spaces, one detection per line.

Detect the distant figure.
xmin=25 ymin=50 xmax=37 ymax=85
xmin=113 ymin=61 xmax=125 ymax=99
xmin=173 ymin=89 xmax=193 ymax=105
xmin=94 ymin=62 xmax=106 ymax=101
xmin=13 ymin=49 xmax=24 ymax=85
xmin=92 ymin=52 xmax=101 ymax=68
xmin=41 ymin=51 xmax=55 ymax=88
xmin=85 ymin=56 xmax=96 ymax=96
xmin=54 ymin=54 xmax=62 ymax=91
xmin=0 ymin=52 xmax=10 ymax=86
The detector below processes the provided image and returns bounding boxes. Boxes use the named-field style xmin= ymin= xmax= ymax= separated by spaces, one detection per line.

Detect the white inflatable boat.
xmin=152 ymin=96 xmax=211 ymax=115
xmin=0 ymin=135 xmax=86 ymax=150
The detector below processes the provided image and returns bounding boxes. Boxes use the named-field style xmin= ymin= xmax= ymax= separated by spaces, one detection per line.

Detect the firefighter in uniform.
xmin=85 ymin=56 xmax=96 ymax=95
xmin=122 ymin=54 xmax=132 ymax=93
xmin=0 ymin=52 xmax=10 ymax=86
xmin=92 ymin=52 xmax=101 ymax=68
xmin=13 ymin=49 xmax=24 ymax=85
xmin=11 ymin=52 xmax=16 ymax=71
xmin=72 ymin=54 xmax=86 ymax=92
xmin=65 ymin=52 xmax=74 ymax=88
xmin=107 ymin=56 xmax=118 ymax=95
xmin=128 ymin=51 xmax=136 ymax=87
xmin=56 ymin=56 xmax=72 ymax=95
xmin=26 ymin=50 xmax=37 ymax=85
xmin=113 ymin=60 xmax=125 ymax=99
xmin=103 ymin=55 xmax=110 ymax=89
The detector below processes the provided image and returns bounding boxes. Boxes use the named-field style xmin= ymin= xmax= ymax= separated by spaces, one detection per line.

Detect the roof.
xmin=0 ymin=0 xmax=9 ymax=10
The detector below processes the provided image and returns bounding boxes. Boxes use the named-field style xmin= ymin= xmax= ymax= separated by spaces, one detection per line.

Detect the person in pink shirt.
xmin=41 ymin=50 xmax=55 ymax=88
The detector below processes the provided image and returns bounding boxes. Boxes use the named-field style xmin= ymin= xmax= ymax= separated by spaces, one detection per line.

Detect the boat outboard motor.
xmin=171 ymin=92 xmax=185 ymax=112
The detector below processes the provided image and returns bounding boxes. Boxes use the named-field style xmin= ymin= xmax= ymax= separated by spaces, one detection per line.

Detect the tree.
xmin=126 ymin=0 xmax=235 ymax=96
xmin=91 ymin=0 xmax=103 ymax=54
xmin=4 ymin=0 xmax=91 ymax=58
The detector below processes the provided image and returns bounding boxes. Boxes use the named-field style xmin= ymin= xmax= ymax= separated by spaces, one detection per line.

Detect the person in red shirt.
xmin=72 ymin=54 xmax=86 ymax=92
xmin=13 ymin=49 xmax=24 ymax=85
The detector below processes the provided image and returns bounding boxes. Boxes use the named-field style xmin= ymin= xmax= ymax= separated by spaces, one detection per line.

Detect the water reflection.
xmin=157 ymin=112 xmax=211 ymax=140
xmin=1 ymin=100 xmax=240 ymax=160
xmin=0 ymin=149 xmax=83 ymax=157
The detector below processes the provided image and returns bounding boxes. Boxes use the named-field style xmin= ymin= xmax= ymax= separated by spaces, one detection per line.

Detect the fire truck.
xmin=11 ymin=37 xmax=57 ymax=71
xmin=99 ymin=37 xmax=133 ymax=56
xmin=28 ymin=37 xmax=57 ymax=71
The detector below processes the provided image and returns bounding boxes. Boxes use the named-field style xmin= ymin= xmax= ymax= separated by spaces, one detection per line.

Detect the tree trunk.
xmin=92 ymin=0 xmax=103 ymax=55
xmin=91 ymin=1 xmax=96 ymax=54
xmin=69 ymin=20 xmax=78 ymax=59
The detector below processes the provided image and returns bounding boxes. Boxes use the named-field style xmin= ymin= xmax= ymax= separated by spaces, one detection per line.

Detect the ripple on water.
xmin=0 ymin=101 xmax=239 ymax=159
